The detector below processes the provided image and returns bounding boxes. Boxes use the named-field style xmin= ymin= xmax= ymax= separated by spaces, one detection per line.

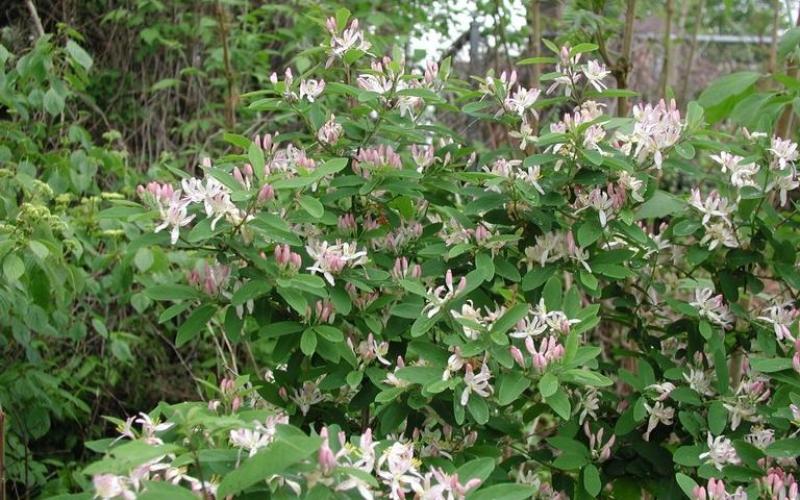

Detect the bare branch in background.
xmin=25 ymin=0 xmax=45 ymax=38
xmin=658 ymin=0 xmax=674 ymax=97
xmin=679 ymin=0 xmax=706 ymax=105
xmin=769 ymin=0 xmax=780 ymax=74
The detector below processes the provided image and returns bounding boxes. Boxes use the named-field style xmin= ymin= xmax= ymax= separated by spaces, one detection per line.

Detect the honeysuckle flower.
xmin=357 ymin=73 xmax=392 ymax=95
xmin=584 ymin=422 xmax=615 ymax=462
xmin=617 ymin=170 xmax=645 ymax=202
xmin=689 ymin=189 xmax=735 ymax=225
xmin=745 ymin=426 xmax=774 ymax=449
xmin=617 ymin=99 xmax=683 ymax=169
xmin=692 ymin=478 xmax=745 ymax=500
xmin=770 ymin=170 xmax=800 ymax=206
xmin=306 ymin=240 xmax=368 ymax=285
xmin=290 ymin=379 xmax=326 ymax=415
xmin=326 ymin=18 xmax=371 ymax=67
xmin=758 ymin=301 xmax=799 ymax=342
xmin=582 ymin=60 xmax=610 ymax=92
xmin=646 ymin=382 xmax=676 ymax=401
xmin=524 ymin=335 xmax=564 ymax=371
xmin=229 ymin=427 xmax=272 ymax=458
xmin=421 ymin=269 xmax=467 ymax=318
xmin=509 ymin=121 xmax=536 ymax=150
xmin=683 ymin=367 xmax=715 ymax=397
xmin=699 ymin=433 xmax=740 ymax=470
xmin=691 ymin=287 xmax=734 ymax=329
xmin=700 ymin=221 xmax=738 ymax=250
xmin=413 ymin=468 xmax=482 ymax=499
xmin=575 ymin=187 xmax=615 ymax=227
xmin=710 ymin=151 xmax=759 ymax=188
xmin=154 ymin=192 xmax=194 ymax=245
xmin=524 ymin=232 xmax=566 ymax=269
xmin=460 ymin=362 xmax=493 ymax=405
xmin=515 ymin=165 xmax=545 ymax=194
xmin=642 ymin=401 xmax=674 ymax=441
xmin=318 ymin=114 xmax=343 ymax=145
xmin=770 ymin=136 xmax=799 ymax=170
xmin=510 ymin=313 xmax=547 ymax=339
xmin=93 ymin=474 xmax=135 ymax=500
xmin=377 ymin=442 xmax=423 ymax=499
xmin=503 ymin=86 xmax=540 ymax=118
xmin=299 ymin=78 xmax=325 ymax=102
xmin=576 ymin=387 xmax=600 ymax=424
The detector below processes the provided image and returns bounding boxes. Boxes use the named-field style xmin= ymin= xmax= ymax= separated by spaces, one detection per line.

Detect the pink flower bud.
xmin=510 ymin=346 xmax=525 ymax=367
xmin=258 ymin=184 xmax=275 ymax=203
xmin=231 ymin=396 xmax=241 ymax=412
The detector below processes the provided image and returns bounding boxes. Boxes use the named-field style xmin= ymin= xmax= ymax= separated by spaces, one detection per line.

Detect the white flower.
xmin=690 ymin=287 xmax=734 ymax=329
xmin=515 ymin=165 xmax=545 ymax=194
xmin=326 ymin=18 xmax=372 ymax=67
xmin=617 ymin=99 xmax=683 ymax=169
xmin=769 ymin=136 xmax=799 ymax=170
xmin=460 ymin=362 xmax=493 ymax=406
xmin=299 ymin=79 xmax=325 ymax=102
xmin=377 ymin=442 xmax=423 ymax=499
xmin=154 ymin=192 xmax=194 ymax=245
xmin=699 ymin=433 xmax=740 ymax=470
xmin=710 ymin=151 xmax=759 ymax=188
xmin=768 ymin=170 xmax=800 ymax=206
xmin=582 ymin=60 xmax=610 ymax=92
xmin=642 ymin=401 xmax=674 ymax=441
xmin=700 ymin=221 xmax=738 ymax=251
xmin=229 ymin=428 xmax=272 ymax=458
xmin=503 ymin=86 xmax=540 ymax=117
xmin=93 ymin=474 xmax=135 ymax=500
xmin=646 ymin=382 xmax=676 ymax=401
xmin=306 ymin=240 xmax=368 ymax=285
xmin=421 ymin=269 xmax=466 ymax=318
xmin=758 ymin=301 xmax=798 ymax=343
xmin=689 ymin=189 xmax=735 ymax=225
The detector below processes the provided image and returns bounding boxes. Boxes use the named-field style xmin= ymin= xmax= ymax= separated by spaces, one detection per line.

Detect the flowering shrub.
xmin=80 ymin=12 xmax=800 ymax=500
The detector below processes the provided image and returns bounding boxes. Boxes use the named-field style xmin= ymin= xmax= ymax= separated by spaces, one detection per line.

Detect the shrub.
xmin=75 ymin=12 xmax=800 ymax=500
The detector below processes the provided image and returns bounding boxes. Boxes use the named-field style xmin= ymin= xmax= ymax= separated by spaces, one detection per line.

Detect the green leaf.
xmin=538 ymin=372 xmax=559 ymax=398
xmin=488 ymin=303 xmax=530 ymax=337
xmin=497 ymin=372 xmax=530 ymax=405
xmin=43 ymin=87 xmax=65 ymax=116
xmin=675 ymin=473 xmax=699 ymax=498
xmin=3 ymin=253 xmax=24 ymax=282
xmin=248 ymin=141 xmax=265 ymax=173
xmin=216 ymin=435 xmax=321 ymax=497
xmin=583 ymin=464 xmax=602 ymax=496
xmin=698 ymin=72 xmax=761 ymax=109
xmin=66 ymin=40 xmax=93 ymax=70
xmin=139 ymin=481 xmax=196 ymax=500
xmin=456 ymin=457 xmax=495 ymax=484
xmin=231 ymin=280 xmax=272 ymax=306
xmin=176 ymin=304 xmax=216 ymax=347
xmin=299 ymin=195 xmax=324 ymax=218
xmin=634 ymin=190 xmax=684 ymax=219
xmin=468 ymin=483 xmax=535 ymax=500
xmin=749 ymin=357 xmax=793 ymax=373
xmin=467 ymin=395 xmax=489 ymax=424
xmin=707 ymin=401 xmax=727 ymax=435
xmin=521 ymin=265 xmax=556 ymax=291
xmin=545 ymin=387 xmax=571 ymax=420
xmin=300 ymin=328 xmax=317 ymax=356
xmin=542 ymin=275 xmax=562 ymax=310
xmin=766 ymin=438 xmax=800 ymax=458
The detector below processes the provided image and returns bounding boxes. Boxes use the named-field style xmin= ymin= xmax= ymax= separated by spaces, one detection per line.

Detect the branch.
xmin=25 ymin=0 xmax=45 ymax=39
